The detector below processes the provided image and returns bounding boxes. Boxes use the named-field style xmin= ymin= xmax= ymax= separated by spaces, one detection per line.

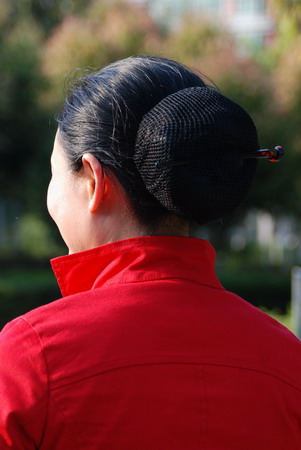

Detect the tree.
xmin=41 ymin=1 xmax=162 ymax=109
xmin=0 ymin=14 xmax=46 ymax=200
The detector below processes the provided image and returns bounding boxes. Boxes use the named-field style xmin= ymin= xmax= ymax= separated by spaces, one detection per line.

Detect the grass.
xmin=263 ymin=307 xmax=294 ymax=334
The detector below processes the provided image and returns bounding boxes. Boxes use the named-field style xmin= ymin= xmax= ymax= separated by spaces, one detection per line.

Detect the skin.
xmin=47 ymin=130 xmax=189 ymax=254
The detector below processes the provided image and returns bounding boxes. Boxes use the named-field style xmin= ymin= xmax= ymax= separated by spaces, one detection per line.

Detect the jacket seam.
xmin=96 ymin=276 xmax=225 ymax=291
xmin=49 ymin=358 xmax=301 ymax=394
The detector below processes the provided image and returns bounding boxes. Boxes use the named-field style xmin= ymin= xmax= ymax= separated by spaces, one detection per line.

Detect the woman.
xmin=0 ymin=56 xmax=300 ymax=449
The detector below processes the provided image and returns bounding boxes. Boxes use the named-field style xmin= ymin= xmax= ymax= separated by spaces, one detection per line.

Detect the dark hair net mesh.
xmin=134 ymin=87 xmax=258 ymax=224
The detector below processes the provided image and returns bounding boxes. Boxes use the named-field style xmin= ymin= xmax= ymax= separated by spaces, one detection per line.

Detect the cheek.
xmin=47 ymin=176 xmax=67 ymax=231
xmin=47 ymin=177 xmax=71 ymax=246
xmin=46 ymin=175 xmax=84 ymax=253
xmin=47 ymin=177 xmax=59 ymax=222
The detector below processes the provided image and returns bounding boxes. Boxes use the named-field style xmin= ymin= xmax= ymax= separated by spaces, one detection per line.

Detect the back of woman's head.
xmin=57 ymin=56 xmax=258 ymax=228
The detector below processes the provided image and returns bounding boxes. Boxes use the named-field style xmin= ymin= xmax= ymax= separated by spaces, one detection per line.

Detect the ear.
xmin=81 ymin=153 xmax=107 ymax=213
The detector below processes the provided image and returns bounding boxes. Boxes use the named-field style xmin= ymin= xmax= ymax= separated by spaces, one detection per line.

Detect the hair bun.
xmin=134 ymin=86 xmax=259 ymax=224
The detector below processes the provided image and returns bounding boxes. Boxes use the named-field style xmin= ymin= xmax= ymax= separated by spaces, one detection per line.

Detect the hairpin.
xmin=244 ymin=146 xmax=284 ymax=162
xmin=155 ymin=146 xmax=284 ymax=168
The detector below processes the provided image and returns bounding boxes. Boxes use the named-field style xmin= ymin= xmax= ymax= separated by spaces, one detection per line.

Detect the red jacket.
xmin=1 ymin=236 xmax=301 ymax=449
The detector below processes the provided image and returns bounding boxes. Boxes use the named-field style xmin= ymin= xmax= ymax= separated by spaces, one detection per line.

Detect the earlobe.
xmin=81 ymin=154 xmax=106 ymax=213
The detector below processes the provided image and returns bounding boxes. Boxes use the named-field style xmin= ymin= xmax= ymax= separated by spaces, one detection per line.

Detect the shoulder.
xmin=0 ymin=315 xmax=48 ymax=390
xmin=221 ymin=290 xmax=301 ymax=385
xmin=0 ymin=317 xmax=49 ymax=447
xmin=0 ymin=315 xmax=45 ymax=361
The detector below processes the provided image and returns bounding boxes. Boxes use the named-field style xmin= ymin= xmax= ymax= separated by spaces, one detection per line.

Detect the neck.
xmin=68 ymin=212 xmax=189 ymax=254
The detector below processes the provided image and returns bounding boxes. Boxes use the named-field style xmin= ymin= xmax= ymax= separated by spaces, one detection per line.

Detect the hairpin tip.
xmin=244 ymin=146 xmax=284 ymax=161
xmin=269 ymin=146 xmax=284 ymax=162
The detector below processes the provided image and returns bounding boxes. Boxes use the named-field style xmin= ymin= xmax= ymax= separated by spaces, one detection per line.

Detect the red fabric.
xmin=1 ymin=236 xmax=301 ymax=449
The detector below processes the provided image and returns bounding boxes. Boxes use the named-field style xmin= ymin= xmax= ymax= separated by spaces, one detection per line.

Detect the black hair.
xmin=57 ymin=56 xmax=207 ymax=227
xmin=57 ymin=55 xmax=258 ymax=228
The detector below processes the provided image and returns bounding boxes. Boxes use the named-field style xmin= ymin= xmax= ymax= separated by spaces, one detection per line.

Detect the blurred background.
xmin=1 ymin=0 xmax=301 ymax=331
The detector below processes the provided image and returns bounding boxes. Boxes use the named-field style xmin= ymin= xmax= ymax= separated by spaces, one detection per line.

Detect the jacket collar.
xmin=51 ymin=236 xmax=223 ymax=297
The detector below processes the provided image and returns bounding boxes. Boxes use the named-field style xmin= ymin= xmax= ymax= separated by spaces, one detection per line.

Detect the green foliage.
xmin=30 ymin=0 xmax=93 ymax=32
xmin=41 ymin=1 xmax=160 ymax=109
xmin=217 ymin=266 xmax=291 ymax=312
xmin=261 ymin=307 xmax=293 ymax=332
xmin=0 ymin=265 xmax=60 ymax=329
xmin=268 ymin=0 xmax=301 ymax=27
xmin=0 ymin=13 xmax=46 ymax=200
xmin=18 ymin=213 xmax=62 ymax=258
xmin=165 ymin=16 xmax=227 ymax=63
